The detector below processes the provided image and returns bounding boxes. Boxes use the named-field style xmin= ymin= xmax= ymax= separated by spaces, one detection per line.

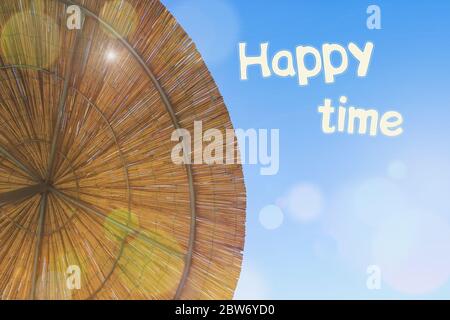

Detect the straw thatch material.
xmin=0 ymin=0 xmax=246 ymax=300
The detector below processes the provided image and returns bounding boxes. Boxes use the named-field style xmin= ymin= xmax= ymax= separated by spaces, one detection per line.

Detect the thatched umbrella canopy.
xmin=0 ymin=0 xmax=246 ymax=300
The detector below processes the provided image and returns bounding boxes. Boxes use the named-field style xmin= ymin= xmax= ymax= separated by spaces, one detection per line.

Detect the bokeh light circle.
xmin=0 ymin=11 xmax=61 ymax=68
xmin=259 ymin=205 xmax=284 ymax=230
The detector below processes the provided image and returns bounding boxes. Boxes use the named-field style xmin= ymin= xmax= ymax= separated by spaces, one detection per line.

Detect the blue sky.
xmin=163 ymin=0 xmax=450 ymax=299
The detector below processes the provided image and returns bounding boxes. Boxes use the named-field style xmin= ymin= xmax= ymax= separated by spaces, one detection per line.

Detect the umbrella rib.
xmin=0 ymin=183 xmax=46 ymax=207
xmin=58 ymin=0 xmax=198 ymax=299
xmin=29 ymin=191 xmax=49 ymax=300
xmin=49 ymin=187 xmax=184 ymax=258
xmin=46 ymin=27 xmax=83 ymax=184
xmin=28 ymin=15 xmax=83 ymax=300
xmin=0 ymin=146 xmax=41 ymax=181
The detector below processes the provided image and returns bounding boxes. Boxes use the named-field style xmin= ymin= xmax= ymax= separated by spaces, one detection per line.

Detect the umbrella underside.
xmin=0 ymin=0 xmax=246 ymax=300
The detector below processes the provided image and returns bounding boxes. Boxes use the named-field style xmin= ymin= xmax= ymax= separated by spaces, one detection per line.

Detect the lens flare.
xmin=259 ymin=205 xmax=284 ymax=230
xmin=115 ymin=229 xmax=184 ymax=299
xmin=0 ymin=11 xmax=61 ymax=68
xmin=99 ymin=1 xmax=138 ymax=39
xmin=373 ymin=211 xmax=450 ymax=295
xmin=103 ymin=209 xmax=140 ymax=242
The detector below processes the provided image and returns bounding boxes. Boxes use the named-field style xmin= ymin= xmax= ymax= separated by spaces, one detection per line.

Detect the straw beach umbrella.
xmin=0 ymin=0 xmax=246 ymax=300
